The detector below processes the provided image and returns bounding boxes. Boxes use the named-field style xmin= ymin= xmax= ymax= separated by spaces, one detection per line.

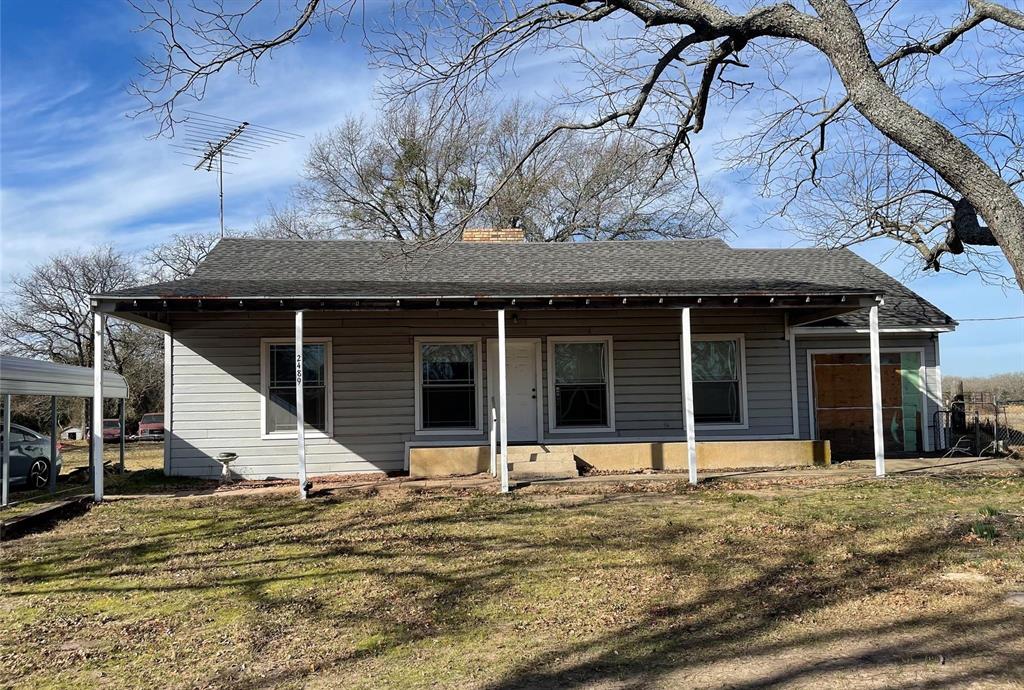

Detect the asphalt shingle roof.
xmin=103 ymin=238 xmax=953 ymax=328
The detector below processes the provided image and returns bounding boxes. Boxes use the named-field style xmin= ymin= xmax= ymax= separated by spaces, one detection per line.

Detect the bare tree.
xmin=142 ymin=231 xmax=221 ymax=281
xmin=257 ymin=96 xmax=724 ymax=241
xmin=0 ymin=248 xmax=163 ymax=425
xmin=260 ymin=93 xmax=487 ymax=240
xmin=482 ymin=101 xmax=724 ymax=241
xmin=251 ymin=204 xmax=345 ymax=240
xmin=945 ymin=371 xmax=1024 ymax=401
xmin=131 ymin=0 xmax=1024 ymax=288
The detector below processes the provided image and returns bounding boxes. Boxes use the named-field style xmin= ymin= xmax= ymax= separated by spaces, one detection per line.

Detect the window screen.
xmin=553 ymin=341 xmax=609 ymax=427
xmin=693 ymin=339 xmax=742 ymax=424
xmin=421 ymin=343 xmax=477 ymax=429
xmin=267 ymin=343 xmax=327 ymax=434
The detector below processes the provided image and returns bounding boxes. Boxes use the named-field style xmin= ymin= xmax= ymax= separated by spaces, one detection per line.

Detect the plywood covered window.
xmin=260 ymin=338 xmax=332 ymax=437
xmin=691 ymin=335 xmax=747 ymax=427
xmin=548 ymin=337 xmax=615 ymax=431
xmin=812 ymin=351 xmax=924 ymax=456
xmin=416 ymin=339 xmax=482 ymax=433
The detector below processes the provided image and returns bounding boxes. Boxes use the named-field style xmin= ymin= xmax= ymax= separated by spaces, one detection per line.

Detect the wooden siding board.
xmin=168 ymin=309 xmax=801 ymax=478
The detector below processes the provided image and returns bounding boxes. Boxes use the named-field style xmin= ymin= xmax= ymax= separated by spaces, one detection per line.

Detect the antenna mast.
xmin=171 ymin=112 xmax=301 ymax=238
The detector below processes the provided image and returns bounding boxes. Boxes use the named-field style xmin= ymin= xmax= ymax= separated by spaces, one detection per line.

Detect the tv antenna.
xmin=171 ymin=111 xmax=301 ymax=237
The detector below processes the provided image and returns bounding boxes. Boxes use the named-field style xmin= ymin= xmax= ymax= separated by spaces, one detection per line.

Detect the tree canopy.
xmin=130 ymin=0 xmax=1024 ymax=288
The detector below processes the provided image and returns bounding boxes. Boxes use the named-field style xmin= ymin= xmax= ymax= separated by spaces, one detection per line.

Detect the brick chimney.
xmin=460 ymin=227 xmax=525 ymax=243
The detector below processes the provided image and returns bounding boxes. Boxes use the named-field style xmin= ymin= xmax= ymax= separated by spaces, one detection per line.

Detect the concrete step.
xmin=508 ymin=459 xmax=577 ymax=472
xmin=507 ymin=446 xmax=579 ymax=480
xmin=507 ymin=450 xmax=575 ymax=463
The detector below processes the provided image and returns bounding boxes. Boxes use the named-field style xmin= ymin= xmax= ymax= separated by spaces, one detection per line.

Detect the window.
xmin=548 ymin=338 xmax=615 ymax=431
xmin=416 ymin=340 xmax=481 ymax=432
xmin=690 ymin=336 xmax=746 ymax=426
xmin=1 ymin=426 xmax=35 ymax=443
xmin=261 ymin=338 xmax=332 ymax=436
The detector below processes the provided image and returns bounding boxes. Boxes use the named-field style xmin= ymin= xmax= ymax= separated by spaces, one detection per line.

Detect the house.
xmin=91 ymin=231 xmax=955 ymax=490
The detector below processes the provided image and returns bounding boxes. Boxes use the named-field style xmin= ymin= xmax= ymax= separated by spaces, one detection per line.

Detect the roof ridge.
xmin=217 ymin=237 xmax=730 ymax=245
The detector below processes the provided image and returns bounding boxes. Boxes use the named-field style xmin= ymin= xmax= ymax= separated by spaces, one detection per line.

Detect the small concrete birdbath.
xmin=215 ymin=452 xmax=238 ymax=483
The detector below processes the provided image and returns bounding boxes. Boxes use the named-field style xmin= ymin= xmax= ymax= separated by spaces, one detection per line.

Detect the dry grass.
xmin=57 ymin=440 xmax=165 ymax=472
xmin=1 ymin=476 xmax=1023 ymax=689
xmin=1 ymin=443 xmax=187 ymax=520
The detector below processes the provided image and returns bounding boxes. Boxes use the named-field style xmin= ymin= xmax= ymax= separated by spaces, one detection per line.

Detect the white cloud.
xmin=2 ymin=39 xmax=378 ymax=284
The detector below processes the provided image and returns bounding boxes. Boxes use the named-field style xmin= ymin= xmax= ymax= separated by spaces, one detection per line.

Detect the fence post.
xmin=993 ymin=399 xmax=999 ymax=455
xmin=974 ymin=411 xmax=981 ymax=456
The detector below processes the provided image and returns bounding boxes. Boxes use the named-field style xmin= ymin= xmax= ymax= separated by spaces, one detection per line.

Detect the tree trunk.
xmin=809 ymin=0 xmax=1024 ymax=289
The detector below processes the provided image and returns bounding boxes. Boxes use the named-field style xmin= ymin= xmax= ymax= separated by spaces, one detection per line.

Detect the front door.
xmin=487 ymin=339 xmax=540 ymax=442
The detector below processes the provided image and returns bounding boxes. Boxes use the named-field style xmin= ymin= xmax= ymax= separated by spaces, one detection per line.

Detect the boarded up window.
xmin=812 ymin=351 xmax=923 ymax=457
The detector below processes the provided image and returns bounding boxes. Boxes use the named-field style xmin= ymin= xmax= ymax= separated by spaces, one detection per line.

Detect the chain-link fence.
xmin=934 ymin=395 xmax=1024 ymax=457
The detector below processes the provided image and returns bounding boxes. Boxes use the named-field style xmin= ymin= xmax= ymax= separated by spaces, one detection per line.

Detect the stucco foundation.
xmin=409 ymin=440 xmax=830 ymax=478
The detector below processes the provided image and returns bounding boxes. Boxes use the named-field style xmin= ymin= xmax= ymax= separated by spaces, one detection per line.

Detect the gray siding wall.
xmin=168 ymin=309 xmax=798 ymax=479
xmin=794 ymin=332 xmax=942 ymax=448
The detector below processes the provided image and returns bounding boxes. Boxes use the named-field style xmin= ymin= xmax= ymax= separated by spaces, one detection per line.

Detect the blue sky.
xmin=1 ymin=0 xmax=1021 ymax=376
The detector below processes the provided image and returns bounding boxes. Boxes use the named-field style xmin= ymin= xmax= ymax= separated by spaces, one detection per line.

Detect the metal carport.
xmin=1 ymin=355 xmax=128 ymax=506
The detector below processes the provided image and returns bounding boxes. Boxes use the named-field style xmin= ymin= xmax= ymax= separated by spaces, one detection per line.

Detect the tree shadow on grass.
xmin=3 ymin=487 xmax=1023 ymax=689
xmin=477 ymin=525 xmax=1024 ymax=689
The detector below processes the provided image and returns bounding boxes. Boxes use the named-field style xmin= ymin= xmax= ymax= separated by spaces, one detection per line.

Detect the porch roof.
xmin=92 ymin=238 xmax=955 ymax=329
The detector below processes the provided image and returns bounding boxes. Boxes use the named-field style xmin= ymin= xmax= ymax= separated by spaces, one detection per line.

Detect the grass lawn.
xmin=2 ymin=475 xmax=1023 ymax=688
xmin=58 ymin=440 xmax=166 ymax=472
xmin=0 ymin=442 xmax=175 ymax=519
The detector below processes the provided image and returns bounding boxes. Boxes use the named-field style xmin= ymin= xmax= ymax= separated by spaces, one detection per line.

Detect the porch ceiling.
xmin=93 ymin=292 xmax=879 ymax=330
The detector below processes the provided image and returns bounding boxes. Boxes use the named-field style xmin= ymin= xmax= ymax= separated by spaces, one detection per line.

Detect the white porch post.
xmin=163 ymin=331 xmax=172 ymax=475
xmin=295 ymin=310 xmax=308 ymax=499
xmin=497 ymin=309 xmax=509 ymax=493
xmin=489 ymin=401 xmax=497 ymax=476
xmin=92 ymin=312 xmax=105 ymax=502
xmin=681 ymin=308 xmax=698 ymax=485
xmin=869 ymin=304 xmax=885 ymax=476
xmin=2 ymin=394 xmax=10 ymax=507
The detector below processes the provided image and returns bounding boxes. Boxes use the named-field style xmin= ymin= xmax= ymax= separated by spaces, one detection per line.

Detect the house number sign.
xmin=295 ymin=352 xmax=303 ymax=385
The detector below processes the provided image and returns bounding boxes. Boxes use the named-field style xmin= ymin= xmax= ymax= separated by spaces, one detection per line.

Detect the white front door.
xmin=487 ymin=339 xmax=540 ymax=442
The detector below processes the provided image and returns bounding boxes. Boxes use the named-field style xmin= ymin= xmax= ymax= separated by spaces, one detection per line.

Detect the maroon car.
xmin=138 ymin=412 xmax=165 ymax=441
xmin=101 ymin=419 xmax=122 ymax=441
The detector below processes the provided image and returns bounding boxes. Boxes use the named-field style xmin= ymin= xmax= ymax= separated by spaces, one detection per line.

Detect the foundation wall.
xmin=409 ymin=440 xmax=831 ymax=477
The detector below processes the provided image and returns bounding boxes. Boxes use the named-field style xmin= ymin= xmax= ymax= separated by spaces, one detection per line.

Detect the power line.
xmin=956 ymin=315 xmax=1024 ymax=322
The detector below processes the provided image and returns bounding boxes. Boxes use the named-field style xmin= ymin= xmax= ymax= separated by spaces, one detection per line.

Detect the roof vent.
xmin=461 ymin=227 xmax=525 ymax=243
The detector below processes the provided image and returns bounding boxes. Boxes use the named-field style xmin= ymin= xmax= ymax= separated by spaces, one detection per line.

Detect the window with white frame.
xmin=549 ymin=338 xmax=614 ymax=430
xmin=691 ymin=336 xmax=745 ymax=425
xmin=417 ymin=340 xmax=480 ymax=431
xmin=261 ymin=338 xmax=331 ymax=435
